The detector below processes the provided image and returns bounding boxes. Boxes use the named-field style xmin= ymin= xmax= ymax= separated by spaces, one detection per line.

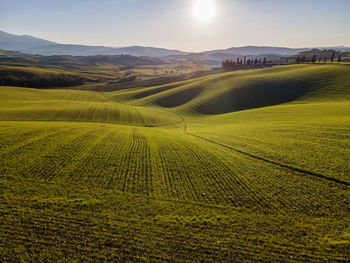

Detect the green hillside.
xmin=116 ymin=64 xmax=350 ymax=113
xmin=0 ymin=64 xmax=349 ymax=262
xmin=0 ymin=86 xmax=182 ymax=126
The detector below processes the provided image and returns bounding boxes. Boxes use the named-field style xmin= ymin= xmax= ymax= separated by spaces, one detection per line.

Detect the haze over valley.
xmin=0 ymin=0 xmax=349 ymax=262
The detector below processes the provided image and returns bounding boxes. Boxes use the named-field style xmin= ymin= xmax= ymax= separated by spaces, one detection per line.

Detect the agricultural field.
xmin=0 ymin=50 xmax=212 ymax=90
xmin=0 ymin=64 xmax=349 ymax=262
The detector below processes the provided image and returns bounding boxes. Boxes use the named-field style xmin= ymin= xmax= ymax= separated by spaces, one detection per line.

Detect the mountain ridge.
xmin=0 ymin=31 xmax=188 ymax=57
xmin=1 ymin=30 xmax=349 ymax=59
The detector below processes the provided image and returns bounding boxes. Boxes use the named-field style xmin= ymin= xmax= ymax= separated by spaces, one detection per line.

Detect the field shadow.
xmin=154 ymin=86 xmax=203 ymax=108
xmin=196 ymin=79 xmax=318 ymax=114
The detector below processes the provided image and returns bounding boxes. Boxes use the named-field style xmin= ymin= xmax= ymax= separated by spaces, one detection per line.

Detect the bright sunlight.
xmin=194 ymin=0 xmax=216 ymax=23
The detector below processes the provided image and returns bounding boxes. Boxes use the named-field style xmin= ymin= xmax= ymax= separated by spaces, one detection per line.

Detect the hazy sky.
xmin=1 ymin=0 xmax=350 ymax=52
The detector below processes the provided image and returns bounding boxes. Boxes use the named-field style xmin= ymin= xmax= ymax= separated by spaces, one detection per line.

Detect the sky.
xmin=1 ymin=0 xmax=350 ymax=52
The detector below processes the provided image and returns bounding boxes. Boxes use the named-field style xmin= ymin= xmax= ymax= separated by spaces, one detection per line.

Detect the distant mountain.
xmin=110 ymin=46 xmax=187 ymax=57
xmin=0 ymin=31 xmax=187 ymax=57
xmin=205 ymin=46 xmax=308 ymax=56
xmin=203 ymin=46 xmax=350 ymax=57
xmin=162 ymin=46 xmax=311 ymax=66
xmin=164 ymin=46 xmax=350 ymax=66
xmin=24 ymin=44 xmax=187 ymax=57
xmin=0 ymin=31 xmax=57 ymax=51
xmin=164 ymin=52 xmax=287 ymax=66
xmin=23 ymin=44 xmax=125 ymax=56
xmin=1 ymin=30 xmax=349 ymax=63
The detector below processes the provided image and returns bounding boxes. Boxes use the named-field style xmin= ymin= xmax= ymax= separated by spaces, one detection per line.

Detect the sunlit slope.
xmin=186 ymin=101 xmax=350 ymax=184
xmin=0 ymin=121 xmax=348 ymax=215
xmin=181 ymin=65 xmax=350 ymax=183
xmin=114 ymin=64 xmax=350 ymax=114
xmin=2 ymin=64 xmax=349 ymax=126
xmin=1 ymin=64 xmax=350 ymax=261
xmin=0 ymin=86 xmax=181 ymax=126
xmin=0 ymin=121 xmax=349 ymax=261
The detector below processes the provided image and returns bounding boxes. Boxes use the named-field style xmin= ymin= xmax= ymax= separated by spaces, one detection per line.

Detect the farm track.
xmin=1 ymin=64 xmax=350 ymax=261
xmin=1 ymin=121 xmax=346 ymax=215
xmin=209 ymin=131 xmax=350 ymax=175
xmin=0 ymin=126 xmax=348 ymax=260
xmin=179 ymin=133 xmax=342 ymax=215
xmin=185 ymin=131 xmax=350 ymax=187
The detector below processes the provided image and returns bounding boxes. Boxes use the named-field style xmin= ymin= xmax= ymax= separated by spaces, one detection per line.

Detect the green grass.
xmin=0 ymin=86 xmax=182 ymax=126
xmin=0 ymin=64 xmax=349 ymax=262
xmin=115 ymin=64 xmax=350 ymax=113
xmin=0 ymin=53 xmax=213 ymax=90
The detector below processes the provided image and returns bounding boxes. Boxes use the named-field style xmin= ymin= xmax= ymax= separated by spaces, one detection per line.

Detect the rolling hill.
xmin=0 ymin=64 xmax=349 ymax=262
xmin=0 ymin=49 xmax=166 ymax=68
xmin=0 ymin=31 xmax=187 ymax=57
xmin=0 ymin=49 xmax=169 ymax=88
xmin=2 ymin=30 xmax=349 ymax=61
xmin=115 ymin=64 xmax=350 ymax=114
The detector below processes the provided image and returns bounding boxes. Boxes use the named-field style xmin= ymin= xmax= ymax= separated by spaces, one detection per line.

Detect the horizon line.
xmin=1 ymin=29 xmax=350 ymax=53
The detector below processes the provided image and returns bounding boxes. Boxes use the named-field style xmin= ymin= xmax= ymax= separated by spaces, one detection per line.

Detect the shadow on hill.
xmin=196 ymin=79 xmax=317 ymax=115
xmin=154 ymin=87 xmax=203 ymax=108
xmin=132 ymin=83 xmax=183 ymax=100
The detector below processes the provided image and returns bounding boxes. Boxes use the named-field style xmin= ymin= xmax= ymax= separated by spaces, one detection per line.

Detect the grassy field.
xmin=0 ymin=49 xmax=212 ymax=89
xmin=0 ymin=64 xmax=349 ymax=262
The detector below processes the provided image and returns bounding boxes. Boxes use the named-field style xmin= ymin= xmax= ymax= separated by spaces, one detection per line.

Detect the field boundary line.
xmin=177 ymin=113 xmax=350 ymax=187
xmin=187 ymin=132 xmax=349 ymax=186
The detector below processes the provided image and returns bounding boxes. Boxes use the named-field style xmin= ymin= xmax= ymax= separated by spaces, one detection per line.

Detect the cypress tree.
xmin=311 ymin=54 xmax=317 ymax=63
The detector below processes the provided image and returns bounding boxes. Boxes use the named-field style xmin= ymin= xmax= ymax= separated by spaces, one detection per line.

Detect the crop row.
xmin=0 ymin=196 xmax=347 ymax=263
xmin=1 ymin=122 xmax=348 ymax=217
xmin=186 ymin=132 xmax=349 ymax=217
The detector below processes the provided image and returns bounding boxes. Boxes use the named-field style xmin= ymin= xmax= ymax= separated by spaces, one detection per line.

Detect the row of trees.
xmin=295 ymin=51 xmax=342 ymax=64
xmin=222 ymin=57 xmax=267 ymax=69
xmin=223 ymin=50 xmax=346 ymax=69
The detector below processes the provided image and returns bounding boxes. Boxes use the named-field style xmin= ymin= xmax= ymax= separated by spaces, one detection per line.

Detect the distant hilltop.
xmin=1 ymin=30 xmax=349 ymax=64
xmin=0 ymin=30 xmax=188 ymax=57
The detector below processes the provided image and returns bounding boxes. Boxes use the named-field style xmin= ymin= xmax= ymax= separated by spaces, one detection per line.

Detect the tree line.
xmin=222 ymin=56 xmax=267 ymax=69
xmin=222 ymin=50 xmax=346 ymax=69
xmin=295 ymin=51 xmax=342 ymax=64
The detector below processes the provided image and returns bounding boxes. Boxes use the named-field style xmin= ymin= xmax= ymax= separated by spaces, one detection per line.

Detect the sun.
xmin=194 ymin=0 xmax=216 ymax=23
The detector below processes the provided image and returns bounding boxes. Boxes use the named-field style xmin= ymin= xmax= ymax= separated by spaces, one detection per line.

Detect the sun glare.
xmin=194 ymin=0 xmax=216 ymax=23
